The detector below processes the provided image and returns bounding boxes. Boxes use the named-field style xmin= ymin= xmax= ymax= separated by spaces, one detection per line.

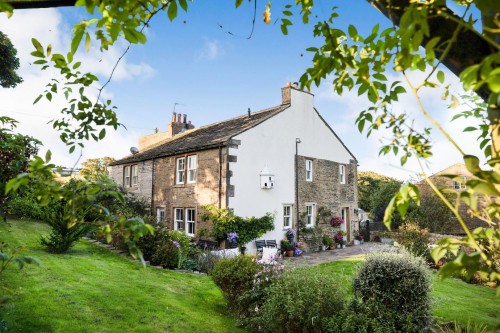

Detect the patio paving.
xmin=280 ymin=242 xmax=395 ymax=269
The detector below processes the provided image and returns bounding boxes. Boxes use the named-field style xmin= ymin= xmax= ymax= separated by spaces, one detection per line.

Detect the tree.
xmin=369 ymin=179 xmax=403 ymax=225
xmin=358 ymin=171 xmax=398 ymax=214
xmin=0 ymin=31 xmax=22 ymax=88
xmin=0 ymin=117 xmax=40 ymax=222
xmin=79 ymin=156 xmax=115 ymax=180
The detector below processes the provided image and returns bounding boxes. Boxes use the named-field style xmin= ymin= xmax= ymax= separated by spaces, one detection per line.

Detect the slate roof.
xmin=110 ymin=104 xmax=290 ymax=165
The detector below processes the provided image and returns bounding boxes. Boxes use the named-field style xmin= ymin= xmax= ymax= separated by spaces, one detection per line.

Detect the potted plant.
xmin=280 ymin=239 xmax=294 ymax=257
xmin=322 ymin=235 xmax=332 ymax=251
xmin=227 ymin=232 xmax=238 ymax=249
xmin=286 ymin=228 xmax=296 ymax=243
xmin=354 ymin=232 xmax=364 ymax=245
xmin=334 ymin=231 xmax=346 ymax=248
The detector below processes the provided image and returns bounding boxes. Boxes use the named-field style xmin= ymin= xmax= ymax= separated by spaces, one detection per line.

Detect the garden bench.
xmin=266 ymin=240 xmax=277 ymax=248
xmin=255 ymin=240 xmax=267 ymax=255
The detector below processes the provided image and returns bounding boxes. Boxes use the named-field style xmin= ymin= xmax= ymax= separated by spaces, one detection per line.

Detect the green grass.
xmin=2 ymin=219 xmax=499 ymax=332
xmin=1 ymin=219 xmax=243 ymax=333
xmin=298 ymin=258 xmax=500 ymax=329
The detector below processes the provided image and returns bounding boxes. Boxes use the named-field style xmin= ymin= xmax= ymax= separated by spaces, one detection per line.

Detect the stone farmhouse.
xmin=109 ymin=85 xmax=358 ymax=253
xmin=427 ymin=163 xmax=490 ymax=234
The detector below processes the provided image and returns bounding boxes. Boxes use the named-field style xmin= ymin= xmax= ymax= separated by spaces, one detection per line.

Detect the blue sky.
xmin=0 ymin=1 xmax=482 ymax=180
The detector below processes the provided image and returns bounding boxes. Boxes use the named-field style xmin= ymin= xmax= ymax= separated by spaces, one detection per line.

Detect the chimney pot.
xmin=292 ymin=82 xmax=299 ymax=88
xmin=172 ymin=112 xmax=177 ymax=122
xmin=188 ymin=120 xmax=192 ymax=125
xmin=183 ymin=114 xmax=187 ymax=123
xmin=177 ymin=114 xmax=182 ymax=123
xmin=247 ymin=108 xmax=251 ymax=118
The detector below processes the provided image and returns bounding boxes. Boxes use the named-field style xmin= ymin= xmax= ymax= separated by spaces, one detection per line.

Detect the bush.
xmin=209 ymin=255 xmax=260 ymax=314
xmin=250 ymin=268 xmax=347 ymax=333
xmin=196 ymin=249 xmax=220 ymax=273
xmin=350 ymin=252 xmax=432 ymax=333
xmin=394 ymin=223 xmax=431 ymax=259
xmin=150 ymin=228 xmax=190 ymax=269
xmin=40 ymin=214 xmax=93 ymax=253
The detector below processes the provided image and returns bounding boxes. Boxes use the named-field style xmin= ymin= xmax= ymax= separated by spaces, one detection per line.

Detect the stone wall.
xmin=152 ymin=147 xmax=227 ymax=236
xmin=109 ymin=160 xmax=153 ymax=207
xmin=296 ymin=155 xmax=358 ymax=248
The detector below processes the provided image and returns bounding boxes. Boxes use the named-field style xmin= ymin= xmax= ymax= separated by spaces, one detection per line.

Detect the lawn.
xmin=1 ymin=219 xmax=243 ymax=333
xmin=1 ymin=219 xmax=499 ymax=332
xmin=300 ymin=258 xmax=500 ymax=329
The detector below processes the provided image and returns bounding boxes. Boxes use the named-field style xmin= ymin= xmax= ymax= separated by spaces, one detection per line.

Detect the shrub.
xmin=250 ymin=268 xmax=347 ymax=333
xmin=209 ymin=255 xmax=260 ymax=313
xmin=238 ymin=261 xmax=285 ymax=322
xmin=394 ymin=223 xmax=430 ymax=258
xmin=150 ymin=228 xmax=190 ymax=269
xmin=351 ymin=252 xmax=432 ymax=333
xmin=40 ymin=214 xmax=93 ymax=253
xmin=196 ymin=249 xmax=220 ymax=273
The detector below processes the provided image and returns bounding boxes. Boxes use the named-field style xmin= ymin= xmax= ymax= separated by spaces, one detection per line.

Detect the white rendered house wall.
xmin=228 ymin=88 xmax=355 ymax=253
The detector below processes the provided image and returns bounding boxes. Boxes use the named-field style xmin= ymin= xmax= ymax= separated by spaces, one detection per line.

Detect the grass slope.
xmin=1 ymin=219 xmax=243 ymax=333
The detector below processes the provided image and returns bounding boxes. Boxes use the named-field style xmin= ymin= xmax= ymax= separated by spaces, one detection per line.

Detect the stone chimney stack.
xmin=138 ymin=112 xmax=196 ymax=150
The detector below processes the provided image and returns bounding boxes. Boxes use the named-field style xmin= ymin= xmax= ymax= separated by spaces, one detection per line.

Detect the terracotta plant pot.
xmin=328 ymin=246 xmax=335 ymax=250
xmin=286 ymin=250 xmax=294 ymax=257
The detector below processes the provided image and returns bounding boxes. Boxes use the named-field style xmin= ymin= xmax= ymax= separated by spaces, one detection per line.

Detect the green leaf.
xmin=383 ymin=196 xmax=396 ymax=230
xmin=32 ymin=38 xmax=43 ymax=53
xmin=85 ymin=32 xmax=91 ymax=52
xmin=347 ymin=25 xmax=358 ymax=40
xmin=463 ymin=126 xmax=477 ymax=132
xmin=99 ymin=128 xmax=106 ymax=140
xmin=178 ymin=0 xmax=188 ymax=12
xmin=437 ymin=70 xmax=445 ymax=84
xmin=235 ymin=0 xmax=244 ymax=7
xmin=45 ymin=150 xmax=52 ymax=162
xmin=71 ymin=25 xmax=85 ymax=54
xmin=463 ymin=155 xmax=481 ymax=174
xmin=486 ymin=74 xmax=500 ymax=93
xmin=167 ymin=1 xmax=178 ymax=21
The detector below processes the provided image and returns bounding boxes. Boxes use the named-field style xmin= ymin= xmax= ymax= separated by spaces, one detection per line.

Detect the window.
xmin=453 ymin=176 xmax=467 ymax=190
xmin=186 ymin=208 xmax=196 ymax=236
xmin=339 ymin=165 xmax=346 ymax=184
xmin=174 ymin=208 xmax=184 ymax=231
xmin=131 ymin=165 xmax=138 ymax=186
xmin=123 ymin=166 xmax=131 ymax=187
xmin=123 ymin=164 xmax=138 ymax=187
xmin=305 ymin=203 xmax=316 ymax=227
xmin=306 ymin=160 xmax=313 ymax=181
xmin=187 ymin=155 xmax=197 ymax=183
xmin=283 ymin=205 xmax=292 ymax=229
xmin=156 ymin=207 xmax=165 ymax=224
xmin=176 ymin=157 xmax=185 ymax=184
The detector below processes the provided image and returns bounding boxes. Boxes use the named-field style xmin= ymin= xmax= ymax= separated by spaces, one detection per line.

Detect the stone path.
xmin=280 ymin=242 xmax=395 ymax=269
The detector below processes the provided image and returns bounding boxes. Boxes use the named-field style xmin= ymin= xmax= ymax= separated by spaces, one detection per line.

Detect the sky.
xmin=0 ymin=1 xmax=484 ymax=180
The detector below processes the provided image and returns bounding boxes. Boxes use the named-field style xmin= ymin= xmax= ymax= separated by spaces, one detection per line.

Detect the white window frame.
xmin=305 ymin=203 xmax=316 ymax=228
xmin=341 ymin=207 xmax=348 ymax=234
xmin=306 ymin=159 xmax=313 ymax=182
xmin=187 ymin=155 xmax=197 ymax=183
xmin=283 ymin=204 xmax=292 ymax=229
xmin=453 ymin=176 xmax=467 ymax=190
xmin=131 ymin=164 xmax=138 ymax=186
xmin=176 ymin=157 xmax=185 ymax=184
xmin=156 ymin=207 xmax=165 ymax=224
xmin=339 ymin=164 xmax=346 ymax=184
xmin=185 ymin=208 xmax=196 ymax=236
xmin=174 ymin=208 xmax=184 ymax=231
xmin=124 ymin=166 xmax=131 ymax=187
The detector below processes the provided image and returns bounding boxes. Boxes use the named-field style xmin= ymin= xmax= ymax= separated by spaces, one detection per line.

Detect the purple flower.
xmin=330 ymin=216 xmax=344 ymax=227
xmin=286 ymin=229 xmax=296 ymax=237
xmin=172 ymin=240 xmax=181 ymax=248
xmin=227 ymin=232 xmax=239 ymax=243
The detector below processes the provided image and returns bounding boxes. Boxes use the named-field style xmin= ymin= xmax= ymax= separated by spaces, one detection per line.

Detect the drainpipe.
xmin=218 ymin=144 xmax=222 ymax=209
xmin=151 ymin=158 xmax=155 ymax=216
xmin=295 ymin=138 xmax=301 ymax=242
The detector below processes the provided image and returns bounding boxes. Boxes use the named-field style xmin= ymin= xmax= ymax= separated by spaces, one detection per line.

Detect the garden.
xmin=1 ymin=218 xmax=498 ymax=332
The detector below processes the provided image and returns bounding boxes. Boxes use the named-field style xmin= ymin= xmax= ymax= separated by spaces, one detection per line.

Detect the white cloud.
xmin=197 ymin=39 xmax=223 ymax=61
xmin=0 ymin=8 xmax=154 ymax=167
xmin=313 ymin=67 xmax=482 ymax=181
